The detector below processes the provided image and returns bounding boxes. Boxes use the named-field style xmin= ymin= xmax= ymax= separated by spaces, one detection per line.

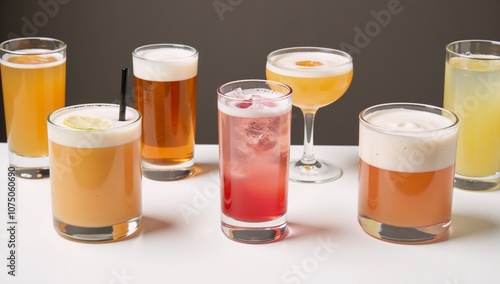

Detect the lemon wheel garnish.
xmin=63 ymin=115 xmax=114 ymax=130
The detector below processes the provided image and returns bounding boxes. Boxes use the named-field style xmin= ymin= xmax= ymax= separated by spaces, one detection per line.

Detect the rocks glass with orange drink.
xmin=358 ymin=103 xmax=459 ymax=244
xmin=0 ymin=37 xmax=66 ymax=179
xmin=266 ymin=47 xmax=353 ymax=183
xmin=218 ymin=80 xmax=292 ymax=243
xmin=132 ymin=44 xmax=198 ymax=181
xmin=47 ymin=104 xmax=142 ymax=242
xmin=443 ymin=40 xmax=500 ymax=191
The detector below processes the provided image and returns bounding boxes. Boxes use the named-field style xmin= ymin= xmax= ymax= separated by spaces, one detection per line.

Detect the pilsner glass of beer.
xmin=358 ymin=103 xmax=459 ymax=244
xmin=0 ymin=37 xmax=66 ymax=179
xmin=132 ymin=44 xmax=198 ymax=181
xmin=47 ymin=104 xmax=142 ymax=242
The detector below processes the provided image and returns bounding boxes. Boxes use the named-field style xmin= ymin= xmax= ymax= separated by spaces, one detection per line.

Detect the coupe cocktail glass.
xmin=267 ymin=47 xmax=353 ymax=183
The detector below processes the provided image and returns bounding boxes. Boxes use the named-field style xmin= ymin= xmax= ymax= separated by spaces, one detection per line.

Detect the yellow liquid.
xmin=444 ymin=57 xmax=500 ymax=177
xmin=1 ymin=54 xmax=66 ymax=157
xmin=266 ymin=69 xmax=353 ymax=109
xmin=49 ymin=139 xmax=142 ymax=227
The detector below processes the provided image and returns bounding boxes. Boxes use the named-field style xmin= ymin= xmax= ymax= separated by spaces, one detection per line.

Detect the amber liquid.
xmin=49 ymin=139 xmax=142 ymax=227
xmin=134 ymin=76 xmax=196 ymax=165
xmin=358 ymin=159 xmax=454 ymax=228
xmin=266 ymin=69 xmax=353 ymax=109
xmin=1 ymin=54 xmax=65 ymax=157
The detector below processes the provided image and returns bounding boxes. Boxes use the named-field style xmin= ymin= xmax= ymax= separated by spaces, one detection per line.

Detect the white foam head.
xmin=1 ymin=49 xmax=65 ymax=69
xmin=218 ymin=88 xmax=292 ymax=118
xmin=359 ymin=106 xmax=458 ymax=172
xmin=48 ymin=104 xmax=141 ymax=148
xmin=132 ymin=45 xmax=198 ymax=82
xmin=267 ymin=51 xmax=352 ymax=78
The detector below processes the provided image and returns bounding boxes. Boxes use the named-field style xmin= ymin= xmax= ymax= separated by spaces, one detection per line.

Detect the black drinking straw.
xmin=119 ymin=67 xmax=128 ymax=121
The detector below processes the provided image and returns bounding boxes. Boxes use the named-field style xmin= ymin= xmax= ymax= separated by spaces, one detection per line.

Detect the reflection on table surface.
xmin=0 ymin=144 xmax=499 ymax=284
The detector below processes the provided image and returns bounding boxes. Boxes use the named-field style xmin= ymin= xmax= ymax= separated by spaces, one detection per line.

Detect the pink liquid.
xmin=219 ymin=110 xmax=291 ymax=222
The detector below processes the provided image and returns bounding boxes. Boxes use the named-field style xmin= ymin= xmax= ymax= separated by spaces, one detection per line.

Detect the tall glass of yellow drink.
xmin=0 ymin=37 xmax=66 ymax=179
xmin=443 ymin=40 xmax=500 ymax=191
xmin=267 ymin=47 xmax=353 ymax=183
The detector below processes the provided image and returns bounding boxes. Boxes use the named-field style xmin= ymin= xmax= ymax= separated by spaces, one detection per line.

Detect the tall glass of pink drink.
xmin=217 ymin=80 xmax=292 ymax=243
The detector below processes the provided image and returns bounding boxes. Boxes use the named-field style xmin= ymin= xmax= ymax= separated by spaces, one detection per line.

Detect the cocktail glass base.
xmin=142 ymin=160 xmax=195 ymax=181
xmin=289 ymin=159 xmax=342 ymax=183
xmin=9 ymin=151 xmax=49 ymax=179
xmin=454 ymin=173 xmax=500 ymax=191
xmin=358 ymin=216 xmax=450 ymax=244
xmin=53 ymin=215 xmax=142 ymax=243
xmin=221 ymin=214 xmax=288 ymax=244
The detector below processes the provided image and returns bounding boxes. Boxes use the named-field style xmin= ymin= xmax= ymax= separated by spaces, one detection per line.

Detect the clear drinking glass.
xmin=132 ymin=43 xmax=198 ymax=181
xmin=218 ymin=80 xmax=292 ymax=244
xmin=358 ymin=103 xmax=459 ymax=244
xmin=47 ymin=104 xmax=142 ymax=242
xmin=0 ymin=37 xmax=66 ymax=179
xmin=266 ymin=47 xmax=353 ymax=183
xmin=443 ymin=39 xmax=500 ymax=191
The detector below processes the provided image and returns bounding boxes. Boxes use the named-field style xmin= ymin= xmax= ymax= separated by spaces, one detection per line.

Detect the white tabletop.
xmin=0 ymin=143 xmax=499 ymax=284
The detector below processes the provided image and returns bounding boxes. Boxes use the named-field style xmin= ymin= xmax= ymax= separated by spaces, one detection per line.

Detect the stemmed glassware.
xmin=266 ymin=47 xmax=353 ymax=183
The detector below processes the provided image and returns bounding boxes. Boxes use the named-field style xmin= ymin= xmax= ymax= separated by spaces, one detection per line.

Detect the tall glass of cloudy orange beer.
xmin=358 ymin=103 xmax=459 ymax=244
xmin=132 ymin=44 xmax=198 ymax=181
xmin=0 ymin=37 xmax=66 ymax=179
xmin=47 ymin=104 xmax=142 ymax=242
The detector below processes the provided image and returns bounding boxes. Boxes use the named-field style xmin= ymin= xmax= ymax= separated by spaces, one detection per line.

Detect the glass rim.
xmin=359 ymin=102 xmax=459 ymax=135
xmin=446 ymin=39 xmax=500 ymax=59
xmin=0 ymin=37 xmax=66 ymax=55
xmin=132 ymin=43 xmax=198 ymax=61
xmin=47 ymin=103 xmax=142 ymax=132
xmin=217 ymin=79 xmax=293 ymax=102
xmin=266 ymin=46 xmax=353 ymax=70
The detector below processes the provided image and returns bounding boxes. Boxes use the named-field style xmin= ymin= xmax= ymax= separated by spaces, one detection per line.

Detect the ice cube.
xmin=233 ymin=87 xmax=245 ymax=98
xmin=251 ymin=94 xmax=262 ymax=101
xmin=256 ymin=134 xmax=277 ymax=151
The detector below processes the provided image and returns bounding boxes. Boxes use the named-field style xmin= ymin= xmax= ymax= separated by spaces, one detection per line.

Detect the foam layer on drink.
xmin=267 ymin=51 xmax=352 ymax=78
xmin=133 ymin=47 xmax=198 ymax=82
xmin=218 ymin=88 xmax=291 ymax=118
xmin=359 ymin=108 xmax=458 ymax=173
xmin=1 ymin=49 xmax=65 ymax=69
xmin=48 ymin=104 xmax=141 ymax=148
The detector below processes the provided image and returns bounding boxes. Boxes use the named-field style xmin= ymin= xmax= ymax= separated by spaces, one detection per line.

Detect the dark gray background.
xmin=1 ymin=0 xmax=499 ymax=145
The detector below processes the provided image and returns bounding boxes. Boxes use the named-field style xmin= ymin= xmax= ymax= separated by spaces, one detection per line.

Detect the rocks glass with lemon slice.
xmin=47 ymin=104 xmax=142 ymax=242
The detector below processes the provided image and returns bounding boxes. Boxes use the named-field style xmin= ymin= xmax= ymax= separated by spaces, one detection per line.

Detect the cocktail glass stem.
xmin=289 ymin=108 xmax=342 ymax=183
xmin=300 ymin=110 xmax=317 ymax=165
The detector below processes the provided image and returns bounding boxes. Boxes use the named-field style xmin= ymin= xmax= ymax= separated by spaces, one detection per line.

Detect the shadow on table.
xmin=449 ymin=213 xmax=498 ymax=240
xmin=193 ymin=162 xmax=219 ymax=178
xmin=285 ymin=222 xmax=335 ymax=241
xmin=140 ymin=215 xmax=176 ymax=236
